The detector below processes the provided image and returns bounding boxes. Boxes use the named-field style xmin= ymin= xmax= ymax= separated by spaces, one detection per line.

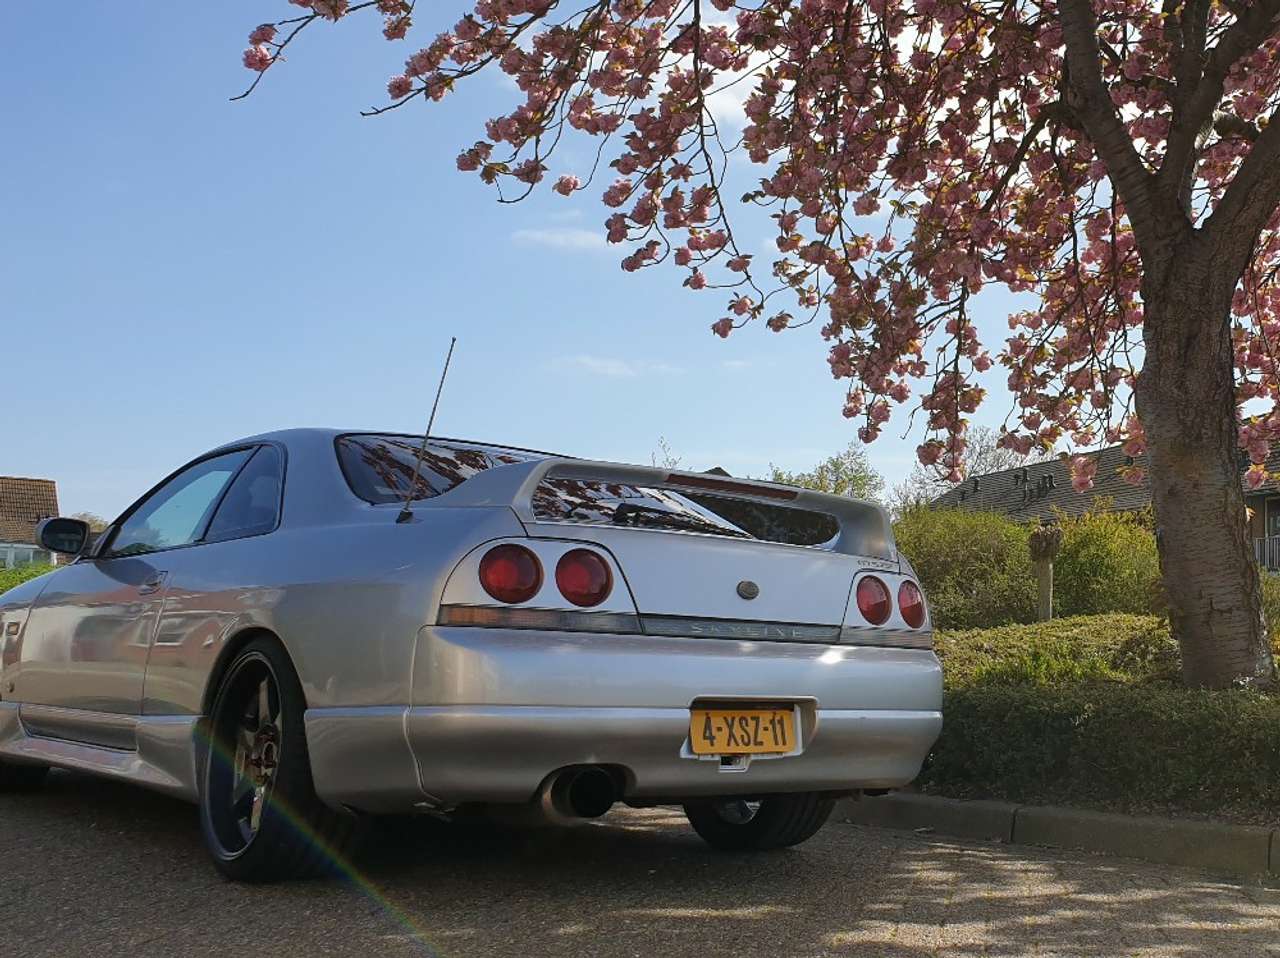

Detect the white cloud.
xmin=558 ymin=355 xmax=685 ymax=378
xmin=511 ymin=227 xmax=607 ymax=250
xmin=721 ymin=359 xmax=753 ymax=370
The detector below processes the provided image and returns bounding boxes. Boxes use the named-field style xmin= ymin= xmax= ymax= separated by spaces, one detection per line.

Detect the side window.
xmin=205 ymin=446 xmax=283 ymax=543
xmin=108 ymin=451 xmax=253 ymax=557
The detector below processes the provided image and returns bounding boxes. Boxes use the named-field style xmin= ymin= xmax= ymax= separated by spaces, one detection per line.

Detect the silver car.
xmin=0 ymin=429 xmax=942 ymax=881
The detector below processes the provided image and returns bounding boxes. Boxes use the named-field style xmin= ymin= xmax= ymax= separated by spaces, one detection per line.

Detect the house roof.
xmin=931 ymin=446 xmax=1153 ymax=521
xmin=931 ymin=442 xmax=1280 ymax=521
xmin=0 ymin=476 xmax=60 ymax=546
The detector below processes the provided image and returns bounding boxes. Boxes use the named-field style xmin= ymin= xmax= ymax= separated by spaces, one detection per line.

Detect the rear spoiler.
xmin=433 ymin=457 xmax=897 ymax=561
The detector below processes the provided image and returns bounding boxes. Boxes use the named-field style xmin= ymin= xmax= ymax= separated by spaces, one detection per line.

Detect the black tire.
xmin=199 ymin=637 xmax=362 ymax=882
xmin=0 ymin=761 xmax=49 ymax=792
xmin=683 ymin=793 xmax=834 ymax=851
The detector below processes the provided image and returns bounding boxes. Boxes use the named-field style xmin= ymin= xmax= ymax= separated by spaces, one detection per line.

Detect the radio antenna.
xmin=397 ymin=336 xmax=457 ymax=524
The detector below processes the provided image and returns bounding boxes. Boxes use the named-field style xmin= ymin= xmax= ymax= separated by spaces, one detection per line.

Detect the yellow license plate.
xmin=689 ymin=707 xmax=796 ymax=755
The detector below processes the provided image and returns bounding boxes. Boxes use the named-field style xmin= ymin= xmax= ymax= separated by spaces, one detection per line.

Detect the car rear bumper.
xmin=305 ymin=625 xmax=943 ymax=814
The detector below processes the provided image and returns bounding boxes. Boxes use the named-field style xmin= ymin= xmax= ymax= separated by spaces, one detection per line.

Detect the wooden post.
xmin=1029 ymin=524 xmax=1064 ymax=622
xmin=1035 ymin=558 xmax=1053 ymax=622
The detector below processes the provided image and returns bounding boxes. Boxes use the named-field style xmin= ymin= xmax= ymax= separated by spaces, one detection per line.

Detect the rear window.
xmin=683 ymin=494 xmax=840 ymax=546
xmin=336 ymin=434 xmax=537 ymax=504
xmin=532 ymin=478 xmax=752 ymax=538
xmin=532 ymin=479 xmax=838 ymax=545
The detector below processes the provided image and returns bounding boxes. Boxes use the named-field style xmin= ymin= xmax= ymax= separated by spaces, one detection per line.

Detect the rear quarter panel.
xmin=143 ymin=505 xmax=525 ymax=715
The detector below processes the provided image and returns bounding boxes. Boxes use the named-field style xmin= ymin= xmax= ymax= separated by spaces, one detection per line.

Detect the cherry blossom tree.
xmin=236 ymin=0 xmax=1280 ymax=689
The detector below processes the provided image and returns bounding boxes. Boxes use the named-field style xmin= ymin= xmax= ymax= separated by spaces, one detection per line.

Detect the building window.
xmin=0 ymin=546 xmax=49 ymax=569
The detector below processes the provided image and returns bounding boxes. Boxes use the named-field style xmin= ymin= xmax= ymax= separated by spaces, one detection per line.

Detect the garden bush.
xmin=893 ymin=506 xmax=1035 ymax=629
xmin=894 ymin=505 xmax=1165 ymax=629
xmin=1262 ymin=571 xmax=1280 ymax=640
xmin=1051 ymin=507 xmax=1162 ymax=617
xmin=0 ymin=563 xmax=55 ymax=595
xmin=924 ymin=614 xmax=1280 ymax=823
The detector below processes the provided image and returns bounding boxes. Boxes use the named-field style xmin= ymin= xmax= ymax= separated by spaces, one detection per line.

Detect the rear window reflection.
xmin=335 ymin=435 xmax=839 ymax=546
xmin=336 ymin=435 xmax=536 ymax=503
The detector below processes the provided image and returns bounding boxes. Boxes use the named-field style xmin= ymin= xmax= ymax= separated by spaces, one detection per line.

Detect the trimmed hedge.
xmin=0 ymin=564 xmax=55 ymax=595
xmin=923 ymin=615 xmax=1280 ymax=823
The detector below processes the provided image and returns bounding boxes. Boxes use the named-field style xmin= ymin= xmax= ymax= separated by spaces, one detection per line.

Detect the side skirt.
xmin=0 ymin=703 xmax=200 ymax=802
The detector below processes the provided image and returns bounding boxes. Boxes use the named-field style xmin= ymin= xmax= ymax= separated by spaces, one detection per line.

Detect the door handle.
xmin=138 ymin=572 xmax=168 ymax=595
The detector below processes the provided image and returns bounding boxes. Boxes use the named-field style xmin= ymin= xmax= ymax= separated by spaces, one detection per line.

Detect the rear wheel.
xmin=200 ymin=638 xmax=361 ymax=882
xmin=683 ymin=793 xmax=834 ymax=851
xmin=0 ymin=761 xmax=48 ymax=792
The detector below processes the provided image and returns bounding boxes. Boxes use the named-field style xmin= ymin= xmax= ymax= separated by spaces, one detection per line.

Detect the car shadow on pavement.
xmin=5 ymin=771 xmax=1278 ymax=958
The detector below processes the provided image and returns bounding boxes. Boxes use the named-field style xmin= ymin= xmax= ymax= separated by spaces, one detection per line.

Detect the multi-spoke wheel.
xmin=222 ymin=669 xmax=281 ymax=848
xmin=683 ymin=793 xmax=835 ymax=851
xmin=200 ymin=637 xmax=361 ymax=882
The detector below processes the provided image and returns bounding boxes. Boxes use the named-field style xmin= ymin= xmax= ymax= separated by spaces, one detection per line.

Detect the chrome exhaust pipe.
xmin=539 ymin=767 xmax=618 ymax=820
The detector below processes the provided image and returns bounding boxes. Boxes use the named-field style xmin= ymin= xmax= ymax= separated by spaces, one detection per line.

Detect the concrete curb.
xmin=836 ymin=793 xmax=1274 ymax=878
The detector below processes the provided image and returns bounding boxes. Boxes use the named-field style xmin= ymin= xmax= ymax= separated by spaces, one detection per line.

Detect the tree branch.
xmin=1159 ymin=0 xmax=1280 ymax=205
xmin=1057 ymin=0 xmax=1164 ymax=253
xmin=1204 ymin=109 xmax=1280 ymax=275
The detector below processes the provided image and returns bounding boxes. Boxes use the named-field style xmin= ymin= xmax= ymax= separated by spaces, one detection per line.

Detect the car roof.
xmin=216 ymin=428 xmax=563 ymax=460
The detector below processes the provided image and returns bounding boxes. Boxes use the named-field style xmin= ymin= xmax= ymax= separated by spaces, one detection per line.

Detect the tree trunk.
xmin=1136 ymin=242 xmax=1276 ymax=690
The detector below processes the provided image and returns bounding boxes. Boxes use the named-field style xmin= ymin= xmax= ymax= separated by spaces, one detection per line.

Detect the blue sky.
xmin=1 ymin=3 xmax=1025 ymax=520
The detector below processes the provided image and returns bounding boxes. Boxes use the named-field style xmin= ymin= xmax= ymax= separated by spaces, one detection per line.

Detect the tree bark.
xmin=1136 ymin=241 xmax=1277 ymax=690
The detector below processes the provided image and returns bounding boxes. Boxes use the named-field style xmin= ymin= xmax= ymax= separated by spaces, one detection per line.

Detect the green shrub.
xmin=894 ymin=504 xmax=1166 ymax=629
xmin=926 ymin=613 xmax=1280 ymax=822
xmin=1261 ymin=572 xmax=1280 ymax=641
xmin=893 ymin=506 xmax=1035 ymax=629
xmin=1052 ymin=507 xmax=1162 ymax=617
xmin=0 ymin=564 xmax=55 ymax=595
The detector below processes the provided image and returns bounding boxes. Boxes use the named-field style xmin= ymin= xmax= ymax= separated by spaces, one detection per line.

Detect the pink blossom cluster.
xmin=238 ymin=0 xmax=1280 ymax=489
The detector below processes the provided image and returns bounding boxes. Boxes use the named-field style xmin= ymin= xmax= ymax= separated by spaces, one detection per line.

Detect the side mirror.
xmin=36 ymin=517 xmax=91 ymax=556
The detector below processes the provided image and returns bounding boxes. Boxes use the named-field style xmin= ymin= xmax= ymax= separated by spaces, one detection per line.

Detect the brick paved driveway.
xmin=5 ymin=771 xmax=1277 ymax=957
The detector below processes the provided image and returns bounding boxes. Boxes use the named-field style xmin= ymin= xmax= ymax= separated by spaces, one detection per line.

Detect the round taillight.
xmin=555 ymin=549 xmax=613 ymax=607
xmin=856 ymin=576 xmax=892 ymax=625
xmin=478 ymin=544 xmax=543 ymax=604
xmin=898 ymin=580 xmax=926 ymax=629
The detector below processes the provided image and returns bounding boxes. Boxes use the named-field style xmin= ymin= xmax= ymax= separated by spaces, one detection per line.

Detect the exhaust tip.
xmin=543 ymin=767 xmax=618 ymax=819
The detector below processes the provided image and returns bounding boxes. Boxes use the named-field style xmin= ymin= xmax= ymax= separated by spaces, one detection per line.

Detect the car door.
xmin=15 ymin=449 xmax=253 ymax=745
xmin=142 ymin=444 xmax=285 ymax=716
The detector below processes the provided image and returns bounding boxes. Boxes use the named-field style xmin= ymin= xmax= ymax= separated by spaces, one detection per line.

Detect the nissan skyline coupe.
xmin=0 ymin=429 xmax=942 ymax=881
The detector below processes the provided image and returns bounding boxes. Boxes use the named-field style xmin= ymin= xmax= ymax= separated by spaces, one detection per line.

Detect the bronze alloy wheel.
xmin=199 ymin=638 xmax=363 ymax=882
xmin=204 ymin=650 xmax=284 ymax=858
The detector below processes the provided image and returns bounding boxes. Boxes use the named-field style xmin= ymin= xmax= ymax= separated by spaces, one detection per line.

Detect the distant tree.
xmin=767 ymin=442 xmax=883 ymax=501
xmin=650 ymin=437 xmax=682 ymax=470
xmin=71 ymin=512 xmax=109 ymax=533
xmin=888 ymin=426 xmax=1052 ymax=515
